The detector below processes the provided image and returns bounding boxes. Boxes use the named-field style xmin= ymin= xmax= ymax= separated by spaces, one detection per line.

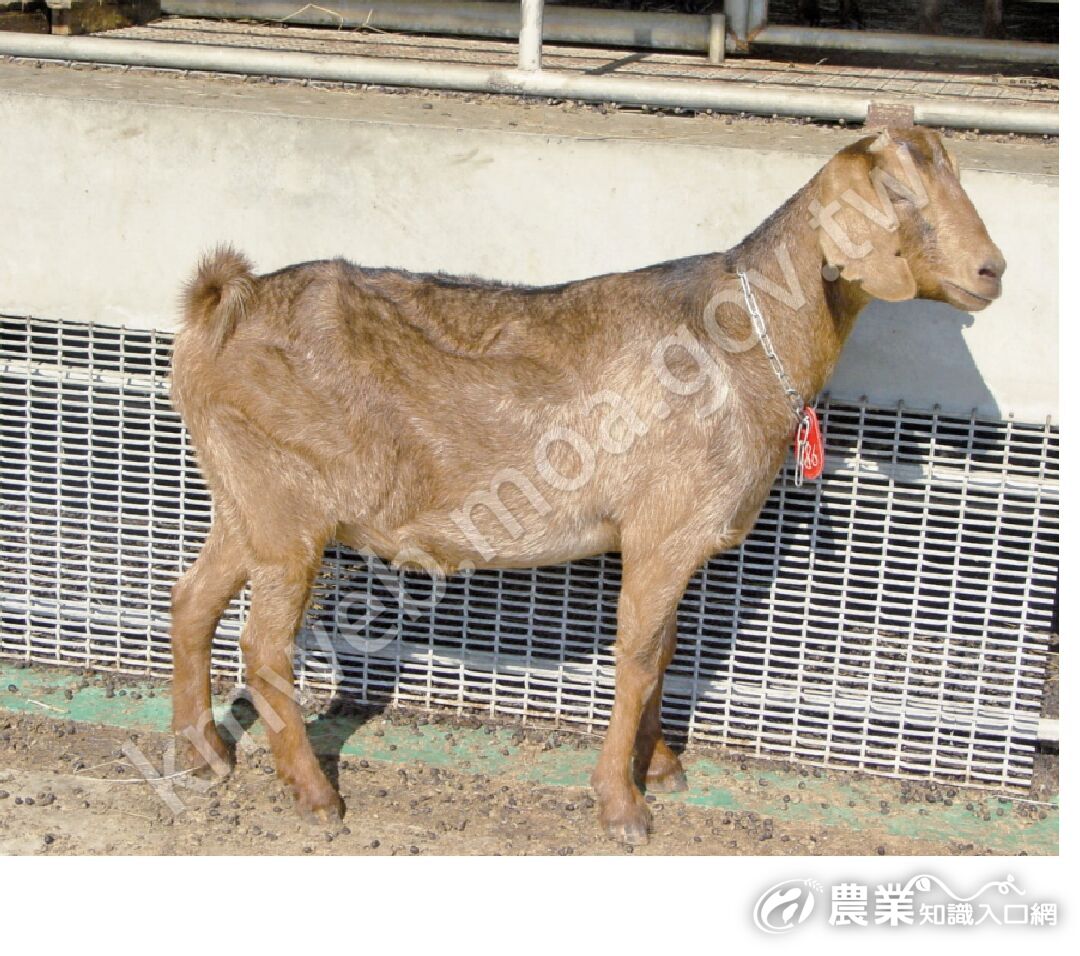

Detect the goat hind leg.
xmin=241 ymin=557 xmax=343 ymax=825
xmin=171 ymin=520 xmax=248 ymax=778
xmin=632 ymin=614 xmax=687 ymax=793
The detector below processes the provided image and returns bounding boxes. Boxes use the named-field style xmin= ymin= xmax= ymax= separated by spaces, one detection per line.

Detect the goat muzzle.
xmin=942 ymin=246 xmax=1006 ymax=310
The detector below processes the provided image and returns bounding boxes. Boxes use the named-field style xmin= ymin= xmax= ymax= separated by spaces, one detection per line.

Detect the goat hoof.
xmin=174 ymin=731 xmax=233 ymax=780
xmin=293 ymin=787 xmax=345 ymax=827
xmin=603 ymin=813 xmax=651 ymax=846
xmin=646 ymin=766 xmax=688 ymax=793
xmin=599 ymin=798 xmax=652 ymax=846
xmin=640 ymin=742 xmax=688 ymax=793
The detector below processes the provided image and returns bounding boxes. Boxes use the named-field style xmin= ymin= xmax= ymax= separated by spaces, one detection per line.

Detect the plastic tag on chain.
xmin=794 ymin=406 xmax=824 ymax=485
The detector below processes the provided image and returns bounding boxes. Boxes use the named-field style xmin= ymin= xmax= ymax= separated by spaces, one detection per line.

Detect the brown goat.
xmin=799 ymin=1 xmax=1006 ymax=38
xmin=920 ymin=0 xmax=1006 ymax=40
xmin=170 ymin=127 xmax=1004 ymax=845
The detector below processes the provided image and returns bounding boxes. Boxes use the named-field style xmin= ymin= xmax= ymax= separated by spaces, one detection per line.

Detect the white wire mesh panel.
xmin=0 ymin=314 xmax=1057 ymax=787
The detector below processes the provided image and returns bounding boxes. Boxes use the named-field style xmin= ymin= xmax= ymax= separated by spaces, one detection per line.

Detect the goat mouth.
xmin=941 ymin=280 xmax=997 ymax=309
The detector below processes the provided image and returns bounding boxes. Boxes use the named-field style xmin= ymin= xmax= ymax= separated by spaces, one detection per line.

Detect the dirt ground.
xmin=0 ymin=665 xmax=1058 ymax=857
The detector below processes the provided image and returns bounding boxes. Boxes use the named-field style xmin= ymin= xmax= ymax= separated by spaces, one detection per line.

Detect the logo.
xmin=751 ymin=874 xmax=1058 ymax=933
xmin=753 ymin=879 xmax=823 ymax=935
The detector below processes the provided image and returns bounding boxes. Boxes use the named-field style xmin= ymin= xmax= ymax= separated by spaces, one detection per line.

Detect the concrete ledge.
xmin=0 ymin=61 xmax=1058 ymax=421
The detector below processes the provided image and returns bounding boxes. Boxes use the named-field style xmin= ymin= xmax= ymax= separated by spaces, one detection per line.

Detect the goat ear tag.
xmin=797 ymin=407 xmax=824 ymax=481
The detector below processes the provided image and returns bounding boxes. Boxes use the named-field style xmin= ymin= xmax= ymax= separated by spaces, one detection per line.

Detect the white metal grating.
xmin=0 ymin=314 xmax=1057 ymax=787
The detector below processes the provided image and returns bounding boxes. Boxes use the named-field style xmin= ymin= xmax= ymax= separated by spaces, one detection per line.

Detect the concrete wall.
xmin=0 ymin=63 xmax=1058 ymax=421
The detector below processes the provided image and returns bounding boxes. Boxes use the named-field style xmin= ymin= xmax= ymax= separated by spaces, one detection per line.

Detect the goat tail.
xmin=182 ymin=245 xmax=255 ymax=350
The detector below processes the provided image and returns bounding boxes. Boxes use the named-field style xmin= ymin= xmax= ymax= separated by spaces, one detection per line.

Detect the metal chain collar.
xmin=736 ymin=270 xmax=806 ymax=428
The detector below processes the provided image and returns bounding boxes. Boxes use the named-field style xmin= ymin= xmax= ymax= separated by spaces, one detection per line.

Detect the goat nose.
xmin=978 ymin=251 xmax=1007 ymax=281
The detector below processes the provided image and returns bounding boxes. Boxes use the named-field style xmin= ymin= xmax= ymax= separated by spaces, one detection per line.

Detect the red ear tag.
xmin=794 ymin=406 xmax=824 ymax=484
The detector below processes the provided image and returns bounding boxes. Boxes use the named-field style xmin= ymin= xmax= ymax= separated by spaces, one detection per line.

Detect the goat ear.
xmin=833 ymin=244 xmax=918 ymax=302
xmin=866 ymin=128 xmax=892 ymax=154
xmin=818 ymin=153 xmax=918 ymax=303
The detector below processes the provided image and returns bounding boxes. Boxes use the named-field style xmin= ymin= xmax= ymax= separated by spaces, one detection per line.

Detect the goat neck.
xmin=721 ymin=173 xmax=871 ymax=412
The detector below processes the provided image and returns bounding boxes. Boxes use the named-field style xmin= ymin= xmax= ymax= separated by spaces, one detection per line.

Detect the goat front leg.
xmin=593 ymin=551 xmax=697 ymax=845
xmin=240 ymin=558 xmax=343 ymax=826
xmin=632 ymin=612 xmax=687 ymax=793
xmin=983 ymin=0 xmax=1004 ymax=39
xmin=917 ymin=0 xmax=943 ymax=35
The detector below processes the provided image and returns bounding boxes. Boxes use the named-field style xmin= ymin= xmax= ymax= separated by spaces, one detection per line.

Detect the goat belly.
xmin=340 ymin=513 xmax=621 ymax=573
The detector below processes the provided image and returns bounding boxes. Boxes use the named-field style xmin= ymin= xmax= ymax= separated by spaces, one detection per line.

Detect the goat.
xmin=799 ymin=1 xmax=1006 ymax=39
xmin=170 ymin=127 xmax=1005 ymax=845
xmin=919 ymin=0 xmax=1006 ymax=40
xmin=797 ymin=1 xmax=864 ymax=30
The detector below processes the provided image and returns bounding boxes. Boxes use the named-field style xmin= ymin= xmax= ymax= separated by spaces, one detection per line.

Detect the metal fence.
xmin=160 ymin=1 xmax=1059 ymax=66
xmin=3 ymin=2 xmax=1058 ymax=132
xmin=0 ymin=313 xmax=1057 ymax=787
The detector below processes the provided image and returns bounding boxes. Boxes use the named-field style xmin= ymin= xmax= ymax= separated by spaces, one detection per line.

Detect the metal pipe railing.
xmin=518 ymin=0 xmax=542 ymax=71
xmin=162 ymin=2 xmax=715 ymax=54
xmin=0 ymin=32 xmax=1057 ymax=133
xmin=158 ymin=2 xmax=1058 ymax=66
xmin=753 ymin=24 xmax=1058 ymax=65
